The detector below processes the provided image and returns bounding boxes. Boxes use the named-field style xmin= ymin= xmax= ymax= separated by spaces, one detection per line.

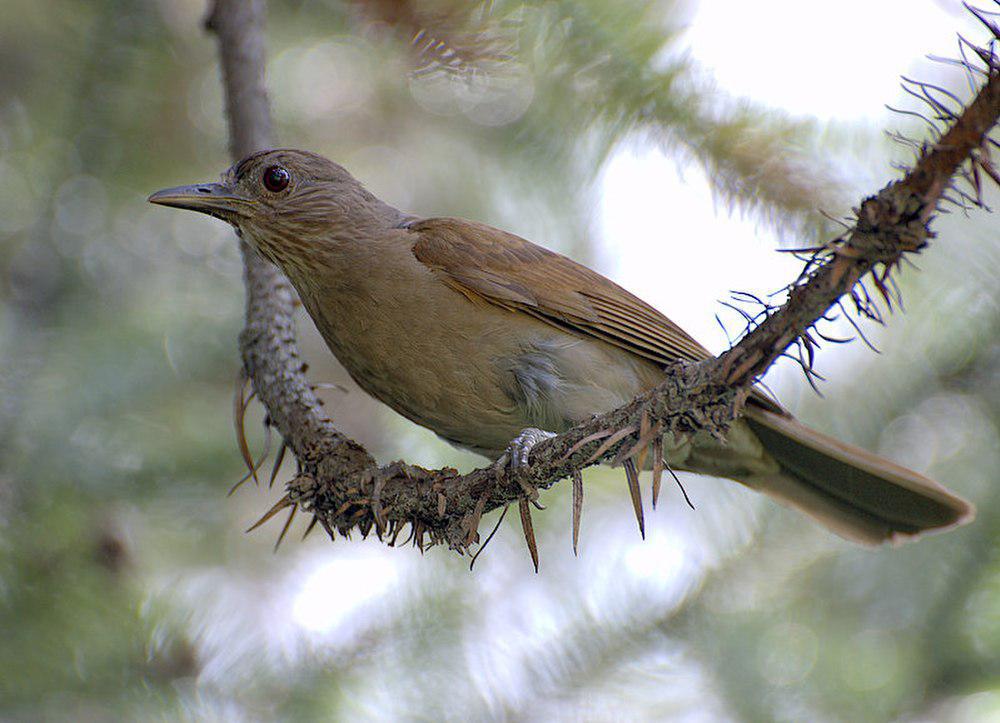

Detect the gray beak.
xmin=147 ymin=182 xmax=254 ymax=222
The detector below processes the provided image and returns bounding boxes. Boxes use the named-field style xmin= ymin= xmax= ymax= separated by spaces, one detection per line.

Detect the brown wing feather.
xmin=409 ymin=217 xmax=711 ymax=366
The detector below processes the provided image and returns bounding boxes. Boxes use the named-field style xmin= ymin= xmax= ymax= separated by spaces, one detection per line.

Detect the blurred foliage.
xmin=0 ymin=0 xmax=997 ymax=720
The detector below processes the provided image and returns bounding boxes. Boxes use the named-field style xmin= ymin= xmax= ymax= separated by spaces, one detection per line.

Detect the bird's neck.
xmin=242 ymin=192 xmax=412 ymax=278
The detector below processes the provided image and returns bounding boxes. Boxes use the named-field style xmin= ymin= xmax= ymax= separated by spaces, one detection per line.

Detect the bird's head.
xmin=149 ymin=149 xmax=398 ymax=273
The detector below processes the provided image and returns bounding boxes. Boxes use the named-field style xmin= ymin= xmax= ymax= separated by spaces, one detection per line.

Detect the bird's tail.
xmin=740 ymin=406 xmax=975 ymax=545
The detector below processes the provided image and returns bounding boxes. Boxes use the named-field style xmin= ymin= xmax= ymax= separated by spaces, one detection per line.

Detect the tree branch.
xmin=206 ymin=0 xmax=1000 ymax=556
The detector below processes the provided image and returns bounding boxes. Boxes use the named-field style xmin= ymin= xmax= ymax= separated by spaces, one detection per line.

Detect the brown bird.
xmin=150 ymin=149 xmax=974 ymax=545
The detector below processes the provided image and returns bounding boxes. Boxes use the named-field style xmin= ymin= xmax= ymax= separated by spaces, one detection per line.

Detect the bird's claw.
xmin=496 ymin=427 xmax=557 ymax=472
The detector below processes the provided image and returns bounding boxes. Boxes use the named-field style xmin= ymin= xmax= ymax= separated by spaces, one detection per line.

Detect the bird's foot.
xmin=496 ymin=427 xmax=557 ymax=471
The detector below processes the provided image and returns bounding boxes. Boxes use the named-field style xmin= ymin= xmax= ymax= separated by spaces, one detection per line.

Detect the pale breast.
xmin=288 ymin=232 xmax=535 ymax=453
xmin=288 ymin=230 xmax=672 ymax=459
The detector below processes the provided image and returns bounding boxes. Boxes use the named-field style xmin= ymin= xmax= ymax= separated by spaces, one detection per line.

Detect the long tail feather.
xmin=743 ymin=406 xmax=975 ymax=545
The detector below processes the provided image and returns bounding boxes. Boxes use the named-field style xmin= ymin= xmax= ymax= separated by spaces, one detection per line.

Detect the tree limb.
xmin=206 ymin=0 xmax=1000 ymax=556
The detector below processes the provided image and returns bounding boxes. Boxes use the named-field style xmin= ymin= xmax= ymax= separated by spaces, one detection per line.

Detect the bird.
xmin=149 ymin=148 xmax=974 ymax=545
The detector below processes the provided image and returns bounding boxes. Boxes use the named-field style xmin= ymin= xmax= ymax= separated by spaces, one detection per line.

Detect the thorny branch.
xmin=206 ymin=0 xmax=1000 ymax=560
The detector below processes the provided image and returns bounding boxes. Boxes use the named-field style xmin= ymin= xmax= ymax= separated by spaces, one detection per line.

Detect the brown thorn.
xmin=558 ymin=429 xmax=613 ymax=464
xmin=302 ymin=515 xmax=319 ymax=541
xmin=314 ymin=513 xmax=336 ymax=541
xmin=227 ymin=472 xmax=253 ymax=498
xmin=274 ymin=505 xmax=298 ymax=552
xmin=233 ymin=369 xmax=260 ymax=486
xmin=584 ymin=425 xmax=638 ymax=465
xmin=246 ymin=494 xmax=293 ymax=533
xmin=227 ymin=424 xmax=272 ymax=497
xmin=571 ymin=470 xmax=583 ymax=557
xmin=977 ymin=154 xmax=1000 ymax=186
xmin=819 ymin=209 xmax=853 ymax=231
xmin=518 ymin=499 xmax=539 ymax=573
xmin=870 ymin=272 xmax=894 ymax=310
xmin=310 ymin=381 xmax=349 ymax=395
xmin=635 ymin=411 xmax=652 ymax=471
xmin=268 ymin=439 xmax=287 ymax=489
xmin=465 ymin=492 xmax=489 ymax=547
xmin=651 ymin=437 xmax=664 ymax=509
xmin=613 ymin=419 xmax=661 ymax=469
xmin=623 ymin=458 xmax=645 ymax=540
xmin=469 ymin=505 xmax=510 ymax=571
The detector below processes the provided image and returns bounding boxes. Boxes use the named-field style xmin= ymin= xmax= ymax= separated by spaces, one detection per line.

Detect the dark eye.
xmin=262 ymin=165 xmax=290 ymax=192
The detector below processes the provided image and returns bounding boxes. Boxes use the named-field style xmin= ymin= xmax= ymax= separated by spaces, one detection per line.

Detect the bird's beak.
xmin=147 ymin=182 xmax=254 ymax=222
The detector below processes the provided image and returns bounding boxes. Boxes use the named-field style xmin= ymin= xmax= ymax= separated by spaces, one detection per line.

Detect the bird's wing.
xmin=409 ymin=217 xmax=713 ymax=366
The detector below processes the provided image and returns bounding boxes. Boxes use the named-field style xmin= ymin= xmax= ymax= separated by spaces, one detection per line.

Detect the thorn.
xmin=716 ymin=313 xmax=736 ymax=349
xmin=886 ymin=103 xmax=941 ymax=132
xmin=469 ymin=505 xmax=509 ymax=571
xmin=246 ymin=494 xmax=293 ymax=533
xmin=623 ymin=458 xmax=645 ymax=539
xmin=465 ymin=493 xmax=488 ymax=547
xmin=317 ymin=515 xmax=336 ymax=541
xmin=572 ymin=470 xmax=583 ymax=556
xmin=558 ymin=429 xmax=613 ymax=463
xmin=274 ymin=505 xmax=297 ymax=552
xmin=613 ymin=418 xmax=660 ymax=469
xmin=268 ymin=440 xmax=287 ymax=489
xmin=636 ymin=412 xmax=651 ymax=471
xmin=977 ymin=154 xmax=1000 ymax=186
xmin=519 ymin=499 xmax=539 ymax=573
xmin=227 ymin=423 xmax=272 ymax=497
xmin=584 ymin=425 xmax=637 ymax=465
xmin=818 ymin=209 xmax=853 ymax=231
xmin=965 ymin=2 xmax=1000 ymax=40
xmin=651 ymin=437 xmax=664 ymax=509
xmin=310 ymin=381 xmax=349 ymax=395
xmin=901 ymin=76 xmax=965 ymax=110
xmin=302 ymin=515 xmax=319 ymax=541
xmin=666 ymin=463 xmax=695 ymax=510
xmin=837 ymin=301 xmax=881 ymax=353
xmin=233 ymin=369 xmax=260 ymax=487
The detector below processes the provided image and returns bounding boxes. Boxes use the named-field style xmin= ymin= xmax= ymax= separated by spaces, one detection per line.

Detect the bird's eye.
xmin=262 ymin=165 xmax=290 ymax=192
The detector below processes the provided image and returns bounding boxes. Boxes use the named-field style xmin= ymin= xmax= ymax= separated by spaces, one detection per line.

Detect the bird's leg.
xmin=496 ymin=427 xmax=557 ymax=471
